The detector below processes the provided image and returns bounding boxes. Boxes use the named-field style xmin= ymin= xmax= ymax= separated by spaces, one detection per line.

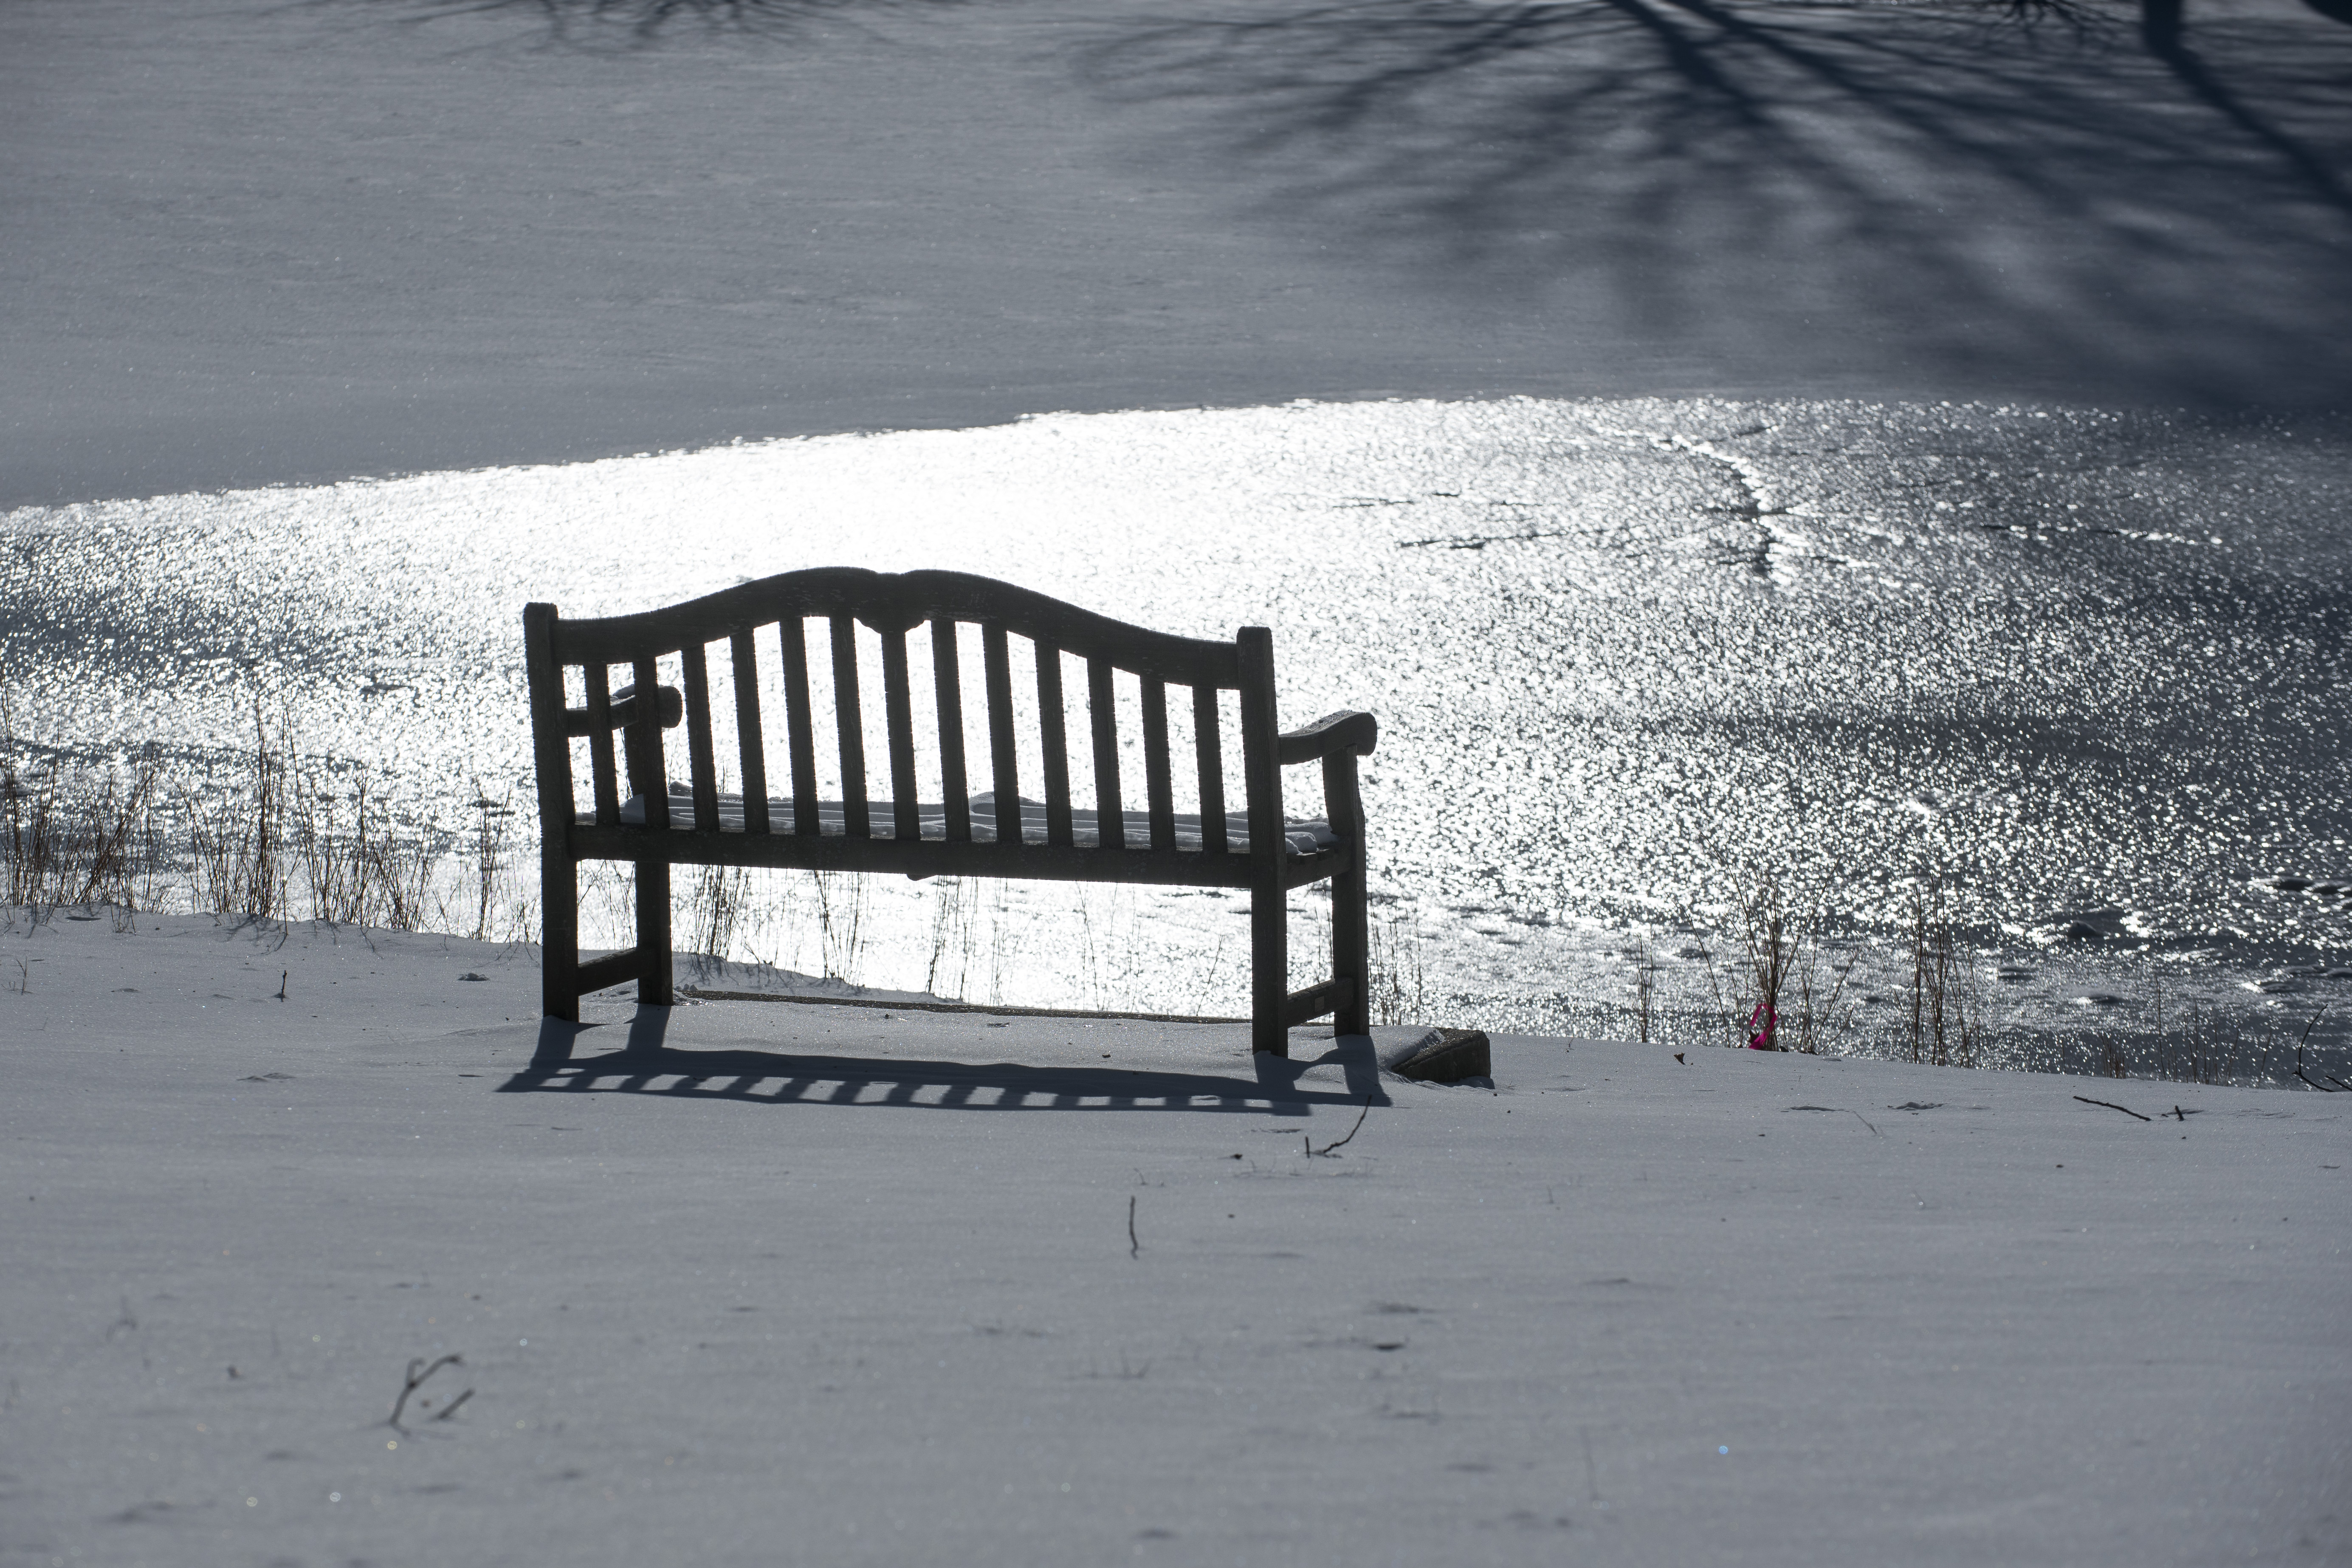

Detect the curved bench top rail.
xmin=545 ymin=568 xmax=1244 ymax=687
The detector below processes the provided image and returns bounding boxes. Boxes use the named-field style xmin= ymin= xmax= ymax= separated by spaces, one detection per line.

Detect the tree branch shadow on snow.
xmin=322 ymin=0 xmax=963 ymax=49
xmin=1078 ymin=0 xmax=2352 ymax=406
xmin=505 ymin=1010 xmax=1388 ymax=1113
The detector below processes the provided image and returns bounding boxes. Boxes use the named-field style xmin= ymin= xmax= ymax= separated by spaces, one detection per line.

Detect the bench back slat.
xmin=779 ymin=618 xmax=821 ymax=836
xmin=729 ymin=630 xmax=771 ymax=835
xmin=680 ymin=640 xmax=720 ymax=832
xmin=631 ymin=653 xmax=670 ymax=829
xmin=1142 ymin=677 xmax=1176 ymax=851
xmin=1036 ymin=638 xmax=1074 ymax=848
xmin=932 ymin=617 xmax=972 ymax=843
xmin=1193 ymin=683 xmax=1228 ymax=855
xmin=829 ymin=616 xmax=870 ymax=839
xmin=584 ymin=662 xmax=622 ymax=829
xmin=981 ymin=621 xmax=1022 ymax=845
xmin=880 ymin=626 xmax=922 ymax=842
xmin=1087 ymin=657 xmax=1123 ymax=850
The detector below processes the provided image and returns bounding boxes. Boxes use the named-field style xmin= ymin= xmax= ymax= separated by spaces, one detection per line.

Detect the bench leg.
xmin=541 ymin=849 xmax=579 ymax=1022
xmin=1332 ymin=843 xmax=1370 ymax=1036
xmin=637 ymin=858 xmax=674 ymax=1006
xmin=1251 ymin=880 xmax=1288 ymax=1056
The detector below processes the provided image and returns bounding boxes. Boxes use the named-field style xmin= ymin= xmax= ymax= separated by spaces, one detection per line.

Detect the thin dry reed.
xmin=1631 ymin=936 xmax=1656 ymax=1043
xmin=684 ymin=861 xmax=751 ymax=964
xmin=3 ymin=705 xmax=160 ymax=915
xmin=1904 ymin=877 xmax=1983 ymax=1067
xmin=5 ymin=697 xmax=513 ymax=936
xmin=809 ymin=866 xmax=868 ymax=982
xmin=1697 ymin=876 xmax=1859 ymax=1053
xmin=1368 ymin=917 xmax=1426 ymax=1027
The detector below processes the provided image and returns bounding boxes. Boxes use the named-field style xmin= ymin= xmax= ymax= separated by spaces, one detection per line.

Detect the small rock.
xmin=1381 ymin=1028 xmax=1491 ymax=1084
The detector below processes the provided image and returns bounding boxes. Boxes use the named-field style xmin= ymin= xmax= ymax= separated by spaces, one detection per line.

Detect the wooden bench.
xmin=522 ymin=567 xmax=1379 ymax=1055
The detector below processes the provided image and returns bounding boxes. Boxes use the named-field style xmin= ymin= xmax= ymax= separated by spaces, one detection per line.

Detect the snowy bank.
xmin=4 ymin=911 xmax=2345 ymax=1565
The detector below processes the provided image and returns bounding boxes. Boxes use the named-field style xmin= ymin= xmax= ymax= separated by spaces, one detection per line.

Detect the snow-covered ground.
xmin=4 ymin=912 xmax=2346 ymax=1566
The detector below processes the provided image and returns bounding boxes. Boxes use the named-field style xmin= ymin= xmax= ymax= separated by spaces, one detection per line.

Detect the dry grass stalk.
xmin=809 ymin=866 xmax=867 ymax=982
xmin=2097 ymin=1033 xmax=2129 ymax=1078
xmin=468 ymin=787 xmax=518 ymax=942
xmin=2156 ymin=994 xmax=2231 ymax=1085
xmin=1904 ymin=877 xmax=1983 ymax=1067
xmin=684 ymin=860 xmax=750 ymax=962
xmin=7 ymin=691 xmax=489 ymax=933
xmin=1742 ymin=884 xmax=1796 ymax=1049
xmin=1367 ymin=918 xmax=1425 ymax=1027
xmin=1704 ymin=876 xmax=1859 ymax=1054
xmin=1785 ymin=931 xmax=1861 ymax=1056
xmin=924 ymin=875 xmax=979 ymax=998
xmin=3 ymin=708 xmax=160 ymax=913
xmin=290 ymin=750 xmax=446 ymax=932
xmin=2293 ymin=1008 xmax=2346 ymax=1092
xmin=296 ymin=767 xmax=379 ymax=923
xmin=1631 ymin=936 xmax=1656 ymax=1043
xmin=186 ymin=698 xmax=294 ymax=919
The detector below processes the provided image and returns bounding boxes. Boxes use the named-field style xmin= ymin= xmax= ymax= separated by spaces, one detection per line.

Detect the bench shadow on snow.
xmin=499 ymin=1009 xmax=1388 ymax=1114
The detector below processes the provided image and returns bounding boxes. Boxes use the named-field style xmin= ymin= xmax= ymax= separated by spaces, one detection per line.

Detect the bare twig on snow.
xmin=1311 ymin=1094 xmax=1373 ymax=1156
xmin=389 ymin=1353 xmax=465 ymax=1429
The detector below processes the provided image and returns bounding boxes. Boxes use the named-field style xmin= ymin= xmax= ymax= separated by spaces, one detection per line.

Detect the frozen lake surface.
xmin=6 ymin=396 xmax=2349 ymax=1072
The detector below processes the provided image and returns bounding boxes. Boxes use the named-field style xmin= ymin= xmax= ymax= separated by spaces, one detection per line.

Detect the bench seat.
xmin=611 ymin=785 xmax=1337 ymax=856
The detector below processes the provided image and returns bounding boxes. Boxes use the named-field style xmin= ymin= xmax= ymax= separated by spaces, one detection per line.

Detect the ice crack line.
xmin=1627 ymin=425 xmax=1800 ymax=580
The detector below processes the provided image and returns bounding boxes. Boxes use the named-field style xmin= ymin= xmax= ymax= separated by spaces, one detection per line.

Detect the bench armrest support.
xmin=564 ymin=684 xmax=683 ymax=738
xmin=1277 ymin=710 xmax=1378 ymax=766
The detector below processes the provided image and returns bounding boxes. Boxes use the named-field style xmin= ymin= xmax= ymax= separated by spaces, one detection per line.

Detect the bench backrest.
xmin=523 ymin=567 xmax=1287 ymax=864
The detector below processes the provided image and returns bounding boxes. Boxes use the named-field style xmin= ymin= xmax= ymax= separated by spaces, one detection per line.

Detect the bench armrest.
xmin=1277 ymin=710 xmax=1378 ymax=765
xmin=563 ymin=683 xmax=683 ymax=738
